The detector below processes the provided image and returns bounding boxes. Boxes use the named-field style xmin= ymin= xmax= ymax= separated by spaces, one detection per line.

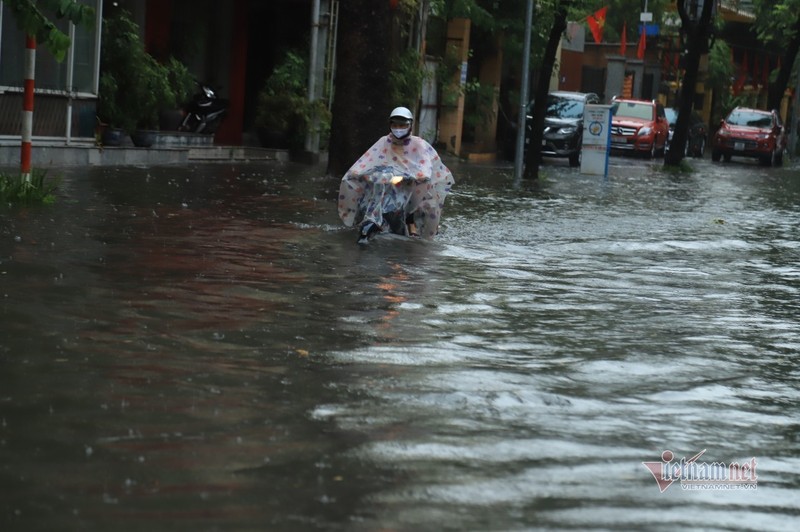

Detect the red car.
xmin=712 ymin=107 xmax=786 ymax=166
xmin=610 ymin=98 xmax=669 ymax=158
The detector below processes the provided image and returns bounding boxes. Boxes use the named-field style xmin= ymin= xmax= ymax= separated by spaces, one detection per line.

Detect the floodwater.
xmin=1 ymin=154 xmax=799 ymax=531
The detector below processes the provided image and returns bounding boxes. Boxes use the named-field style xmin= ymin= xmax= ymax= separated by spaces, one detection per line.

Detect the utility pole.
xmin=791 ymin=61 xmax=800 ymax=158
xmin=305 ymin=0 xmax=322 ymax=156
xmin=513 ymin=0 xmax=534 ymax=186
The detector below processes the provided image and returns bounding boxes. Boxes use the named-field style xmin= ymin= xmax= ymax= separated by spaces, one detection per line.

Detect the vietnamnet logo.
xmin=642 ymin=449 xmax=758 ymax=492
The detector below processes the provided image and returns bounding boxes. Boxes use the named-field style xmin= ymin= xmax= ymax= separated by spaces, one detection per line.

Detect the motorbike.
xmin=337 ymin=142 xmax=454 ymax=243
xmin=354 ymin=168 xmax=419 ymax=244
xmin=178 ymin=82 xmax=228 ymax=134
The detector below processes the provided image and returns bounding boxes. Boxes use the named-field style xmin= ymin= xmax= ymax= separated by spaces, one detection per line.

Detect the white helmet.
xmin=389 ymin=106 xmax=414 ymax=122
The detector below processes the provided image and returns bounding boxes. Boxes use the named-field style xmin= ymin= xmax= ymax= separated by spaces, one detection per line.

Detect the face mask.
xmin=391 ymin=126 xmax=411 ymax=139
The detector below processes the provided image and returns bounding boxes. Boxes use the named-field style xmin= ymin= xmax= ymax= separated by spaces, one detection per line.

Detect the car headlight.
xmin=560 ymin=126 xmax=577 ymax=135
xmin=717 ymin=128 xmax=729 ymax=137
xmin=637 ymin=127 xmax=652 ymax=137
xmin=757 ymin=133 xmax=770 ymax=140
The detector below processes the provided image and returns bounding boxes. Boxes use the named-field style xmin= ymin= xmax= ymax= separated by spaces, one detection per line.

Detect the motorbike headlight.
xmin=637 ymin=127 xmax=652 ymax=137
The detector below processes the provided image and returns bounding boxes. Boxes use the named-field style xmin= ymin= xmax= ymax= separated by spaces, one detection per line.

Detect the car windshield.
xmin=726 ymin=110 xmax=773 ymax=128
xmin=545 ymin=96 xmax=584 ymax=119
xmin=612 ymin=101 xmax=654 ymax=120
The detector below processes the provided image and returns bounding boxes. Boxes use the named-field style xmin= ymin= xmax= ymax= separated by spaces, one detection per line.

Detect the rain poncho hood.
xmin=338 ymin=134 xmax=454 ymax=239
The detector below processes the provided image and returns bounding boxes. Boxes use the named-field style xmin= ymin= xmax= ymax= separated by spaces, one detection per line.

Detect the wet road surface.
xmin=1 ymin=154 xmax=799 ymax=530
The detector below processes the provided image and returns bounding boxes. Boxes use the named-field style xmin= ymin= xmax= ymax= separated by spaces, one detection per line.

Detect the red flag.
xmin=636 ymin=24 xmax=646 ymax=59
xmin=620 ymin=22 xmax=627 ymax=56
xmin=587 ymin=7 xmax=608 ymax=44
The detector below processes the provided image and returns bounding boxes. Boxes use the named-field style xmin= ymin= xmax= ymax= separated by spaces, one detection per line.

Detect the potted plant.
xmin=97 ymin=10 xmax=186 ymax=146
xmin=160 ymin=57 xmax=196 ymax=131
xmin=255 ymin=51 xmax=330 ymax=151
xmin=128 ymin=52 xmax=175 ymax=147
xmin=96 ymin=71 xmax=130 ymax=145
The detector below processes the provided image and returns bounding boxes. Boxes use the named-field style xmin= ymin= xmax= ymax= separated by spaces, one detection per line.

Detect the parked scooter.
xmin=178 ymin=82 xmax=228 ymax=134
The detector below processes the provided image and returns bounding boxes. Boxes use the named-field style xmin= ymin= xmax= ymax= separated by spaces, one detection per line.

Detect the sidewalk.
xmin=0 ymin=136 xmax=502 ymax=171
xmin=0 ymin=130 xmax=292 ymax=169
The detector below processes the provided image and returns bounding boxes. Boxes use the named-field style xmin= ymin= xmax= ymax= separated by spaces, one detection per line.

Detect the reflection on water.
xmin=1 ymin=158 xmax=799 ymax=530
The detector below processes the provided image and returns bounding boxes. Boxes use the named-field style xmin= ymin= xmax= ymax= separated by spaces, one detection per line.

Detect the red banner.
xmin=587 ymin=7 xmax=608 ymax=44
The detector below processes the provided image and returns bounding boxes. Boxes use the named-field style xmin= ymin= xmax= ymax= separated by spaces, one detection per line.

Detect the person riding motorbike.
xmin=338 ymin=107 xmax=454 ymax=243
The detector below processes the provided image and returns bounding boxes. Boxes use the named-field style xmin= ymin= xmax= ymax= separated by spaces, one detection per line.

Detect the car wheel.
xmin=723 ymin=153 xmax=732 ymax=162
xmin=569 ymin=151 xmax=580 ymax=167
xmin=759 ymin=153 xmax=772 ymax=166
xmin=697 ymin=138 xmax=705 ymax=157
xmin=712 ymin=149 xmax=721 ymax=162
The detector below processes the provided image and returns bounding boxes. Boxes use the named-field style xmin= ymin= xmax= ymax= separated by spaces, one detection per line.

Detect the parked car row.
xmin=524 ymin=94 xmax=785 ymax=167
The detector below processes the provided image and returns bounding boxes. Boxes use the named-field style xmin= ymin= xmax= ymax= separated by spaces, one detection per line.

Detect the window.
xmin=0 ymin=0 xmax=100 ymax=94
xmin=612 ymin=101 xmax=654 ymax=121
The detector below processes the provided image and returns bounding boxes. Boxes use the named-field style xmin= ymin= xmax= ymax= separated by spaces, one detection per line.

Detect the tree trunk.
xmin=665 ymin=1 xmax=714 ymax=167
xmin=767 ymin=15 xmax=800 ymax=111
xmin=523 ymin=5 xmax=567 ymax=180
xmin=326 ymin=0 xmax=393 ymax=177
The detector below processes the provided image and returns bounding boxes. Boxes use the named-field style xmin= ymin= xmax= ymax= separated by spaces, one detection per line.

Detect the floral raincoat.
xmin=338 ymin=134 xmax=454 ymax=239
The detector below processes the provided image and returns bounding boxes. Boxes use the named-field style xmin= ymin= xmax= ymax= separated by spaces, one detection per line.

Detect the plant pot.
xmin=131 ymin=130 xmax=157 ymax=148
xmin=101 ymin=126 xmax=125 ymax=147
xmin=159 ymin=109 xmax=184 ymax=131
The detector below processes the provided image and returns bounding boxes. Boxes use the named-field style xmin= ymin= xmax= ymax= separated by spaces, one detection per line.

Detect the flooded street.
xmin=1 ymin=155 xmax=799 ymax=530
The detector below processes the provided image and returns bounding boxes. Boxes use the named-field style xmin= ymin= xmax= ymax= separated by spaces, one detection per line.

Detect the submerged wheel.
xmin=695 ymin=138 xmax=705 ymax=158
xmin=711 ymin=149 xmax=721 ymax=162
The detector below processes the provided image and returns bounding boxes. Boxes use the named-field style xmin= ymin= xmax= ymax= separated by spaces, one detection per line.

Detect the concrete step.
xmin=0 ymin=135 xmax=292 ymax=167
xmin=188 ymin=146 xmax=289 ymax=162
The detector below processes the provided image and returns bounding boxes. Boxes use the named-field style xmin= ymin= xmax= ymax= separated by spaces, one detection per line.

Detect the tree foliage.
xmin=753 ymin=0 xmax=800 ymax=110
xmin=594 ymin=0 xmax=671 ymax=43
xmin=5 ymin=0 xmax=94 ymax=61
xmin=753 ymin=0 xmax=800 ymax=43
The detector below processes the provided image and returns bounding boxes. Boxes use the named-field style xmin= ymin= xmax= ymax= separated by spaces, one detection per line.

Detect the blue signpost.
xmin=580 ymin=104 xmax=612 ymax=177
